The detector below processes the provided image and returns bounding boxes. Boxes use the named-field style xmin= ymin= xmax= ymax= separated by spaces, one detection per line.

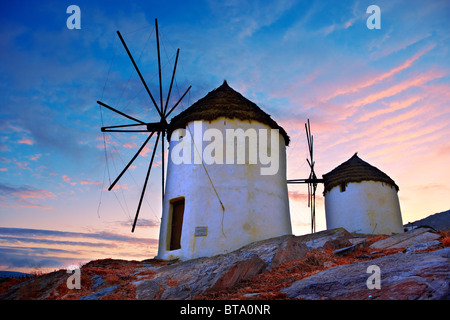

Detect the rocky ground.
xmin=0 ymin=218 xmax=448 ymax=300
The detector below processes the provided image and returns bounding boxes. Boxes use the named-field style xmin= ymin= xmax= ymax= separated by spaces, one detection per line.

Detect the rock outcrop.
xmin=0 ymin=227 xmax=448 ymax=300
xmin=134 ymin=228 xmax=350 ymax=300
xmin=281 ymin=247 xmax=449 ymax=300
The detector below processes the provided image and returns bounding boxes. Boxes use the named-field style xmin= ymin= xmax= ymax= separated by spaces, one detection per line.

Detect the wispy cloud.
xmin=117 ymin=218 xmax=159 ymax=228
xmin=80 ymin=179 xmax=102 ymax=186
xmin=29 ymin=154 xmax=42 ymax=161
xmin=322 ymin=46 xmax=435 ymax=103
xmin=0 ymin=183 xmax=56 ymax=210
xmin=0 ymin=246 xmax=79 ymax=270
xmin=0 ymin=227 xmax=158 ymax=271
xmin=0 ymin=227 xmax=154 ymax=244
xmin=62 ymin=175 xmax=76 ymax=186
xmin=207 ymin=0 xmax=296 ymax=39
xmin=345 ymin=69 xmax=445 ymax=110
xmin=288 ymin=190 xmax=309 ymax=202
xmin=18 ymin=138 xmax=34 ymax=145
xmin=0 ymin=0 xmax=449 ymax=266
xmin=357 ymin=93 xmax=426 ymax=122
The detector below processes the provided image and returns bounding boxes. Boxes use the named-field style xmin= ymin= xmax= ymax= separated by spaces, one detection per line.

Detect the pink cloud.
xmin=152 ymin=160 xmax=162 ymax=168
xmin=140 ymin=145 xmax=151 ymax=157
xmin=18 ymin=138 xmax=33 ymax=145
xmin=288 ymin=190 xmax=309 ymax=202
xmin=370 ymin=33 xmax=432 ymax=60
xmin=14 ymin=160 xmax=31 ymax=171
xmin=323 ymin=85 xmax=450 ymax=169
xmin=30 ymin=154 xmax=42 ymax=161
xmin=0 ymin=183 xmax=56 ymax=210
xmin=347 ymin=69 xmax=445 ymax=109
xmin=288 ymin=190 xmax=324 ymax=204
xmin=62 ymin=174 xmax=77 ymax=186
xmin=123 ymin=142 xmax=138 ymax=149
xmin=18 ymin=188 xmax=56 ymax=200
xmin=106 ymin=184 xmax=130 ymax=191
xmin=96 ymin=135 xmax=119 ymax=150
xmin=358 ymin=93 xmax=426 ymax=122
xmin=320 ymin=45 xmax=435 ymax=106
xmin=80 ymin=179 xmax=102 ymax=186
xmin=0 ymin=203 xmax=53 ymax=210
xmin=435 ymin=143 xmax=450 ymax=156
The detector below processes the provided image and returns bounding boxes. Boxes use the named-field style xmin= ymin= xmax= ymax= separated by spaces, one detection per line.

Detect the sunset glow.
xmin=1 ymin=0 xmax=449 ymax=273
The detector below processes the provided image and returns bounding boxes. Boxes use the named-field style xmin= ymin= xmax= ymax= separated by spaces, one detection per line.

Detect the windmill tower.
xmin=287 ymin=124 xmax=403 ymax=235
xmin=156 ymin=81 xmax=292 ymax=261
xmin=98 ymin=20 xmax=292 ymax=261
xmin=322 ymin=153 xmax=403 ymax=235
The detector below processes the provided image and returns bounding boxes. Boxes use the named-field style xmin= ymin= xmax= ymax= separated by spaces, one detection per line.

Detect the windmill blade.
xmin=101 ymin=129 xmax=153 ymax=133
xmin=311 ymin=187 xmax=316 ymax=233
xmin=102 ymin=122 xmax=166 ymax=133
xmin=305 ymin=119 xmax=314 ymax=157
xmin=307 ymin=182 xmax=311 ymax=207
xmin=306 ymin=119 xmax=312 ymax=140
xmin=164 ymin=48 xmax=180 ymax=116
xmin=116 ymin=30 xmax=163 ymax=119
xmin=101 ymin=123 xmax=148 ymax=131
xmin=97 ymin=101 xmax=145 ymax=124
xmin=311 ymin=190 xmax=316 ymax=233
xmin=286 ymin=119 xmax=322 ymax=234
xmin=307 ymin=182 xmax=313 ymax=233
xmin=102 ymin=124 xmax=150 ymax=133
xmin=305 ymin=122 xmax=310 ymax=149
xmin=108 ymin=131 xmax=155 ymax=191
xmin=99 ymin=20 xmax=190 ymax=235
xmin=161 ymin=130 xmax=165 ymax=203
xmin=165 ymin=85 xmax=192 ymax=119
xmin=132 ymin=131 xmax=161 ymax=233
xmin=155 ymin=19 xmax=164 ymax=117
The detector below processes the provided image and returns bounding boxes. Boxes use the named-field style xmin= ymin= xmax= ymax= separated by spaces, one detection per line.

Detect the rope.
xmin=186 ymin=123 xmax=226 ymax=237
xmin=98 ymin=27 xmax=164 ymax=225
xmin=156 ymin=27 xmax=225 ymax=233
xmin=115 ymin=27 xmax=155 ymax=116
xmin=107 ymin=132 xmax=161 ymax=223
xmin=157 ymin=29 xmax=226 ymax=235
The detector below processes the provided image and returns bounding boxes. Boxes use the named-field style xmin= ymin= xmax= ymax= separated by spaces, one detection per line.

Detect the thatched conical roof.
xmin=322 ymin=153 xmax=399 ymax=193
xmin=168 ymin=81 xmax=290 ymax=145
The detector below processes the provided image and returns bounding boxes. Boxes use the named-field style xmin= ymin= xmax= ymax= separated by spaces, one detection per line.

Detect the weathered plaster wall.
xmin=324 ymin=180 xmax=403 ymax=235
xmin=157 ymin=117 xmax=292 ymax=260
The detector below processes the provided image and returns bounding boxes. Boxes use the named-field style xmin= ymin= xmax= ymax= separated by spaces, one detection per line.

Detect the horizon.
xmin=1 ymin=0 xmax=449 ymax=273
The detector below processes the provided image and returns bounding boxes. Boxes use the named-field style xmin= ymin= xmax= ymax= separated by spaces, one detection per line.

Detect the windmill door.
xmin=169 ymin=199 xmax=185 ymax=250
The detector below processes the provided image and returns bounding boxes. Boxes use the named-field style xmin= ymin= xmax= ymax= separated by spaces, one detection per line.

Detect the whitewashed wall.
xmin=324 ymin=180 xmax=403 ymax=235
xmin=157 ymin=117 xmax=292 ymax=260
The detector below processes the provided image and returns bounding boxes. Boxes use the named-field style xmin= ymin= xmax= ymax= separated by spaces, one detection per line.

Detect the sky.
xmin=0 ymin=0 xmax=449 ymax=273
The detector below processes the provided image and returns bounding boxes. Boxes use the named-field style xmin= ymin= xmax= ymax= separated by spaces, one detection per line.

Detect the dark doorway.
xmin=169 ymin=198 xmax=185 ymax=250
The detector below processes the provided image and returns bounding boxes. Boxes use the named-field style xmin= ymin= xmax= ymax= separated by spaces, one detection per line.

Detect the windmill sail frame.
xmin=97 ymin=19 xmax=191 ymax=232
xmin=287 ymin=119 xmax=324 ymax=233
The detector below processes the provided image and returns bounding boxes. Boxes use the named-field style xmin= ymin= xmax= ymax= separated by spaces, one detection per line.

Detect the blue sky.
xmin=0 ymin=0 xmax=449 ymax=272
